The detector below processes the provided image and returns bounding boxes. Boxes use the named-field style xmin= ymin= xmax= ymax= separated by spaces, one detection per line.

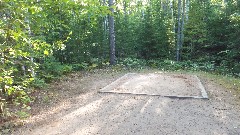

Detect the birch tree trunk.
xmin=19 ymin=57 xmax=26 ymax=76
xmin=25 ymin=8 xmax=35 ymax=77
xmin=176 ymin=0 xmax=181 ymax=61
xmin=180 ymin=0 xmax=186 ymax=60
xmin=108 ymin=0 xmax=116 ymax=65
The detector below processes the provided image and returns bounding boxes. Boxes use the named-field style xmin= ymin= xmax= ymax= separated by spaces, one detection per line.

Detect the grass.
xmin=202 ymin=72 xmax=240 ymax=91
xmin=184 ymin=70 xmax=240 ymax=93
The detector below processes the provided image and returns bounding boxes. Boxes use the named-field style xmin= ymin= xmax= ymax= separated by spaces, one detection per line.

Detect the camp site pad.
xmin=99 ymin=73 xmax=208 ymax=99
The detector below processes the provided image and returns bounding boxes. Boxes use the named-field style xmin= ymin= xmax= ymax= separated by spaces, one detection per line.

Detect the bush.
xmin=71 ymin=63 xmax=89 ymax=71
xmin=147 ymin=59 xmax=217 ymax=72
xmin=38 ymin=57 xmax=73 ymax=82
xmin=31 ymin=78 xmax=47 ymax=89
xmin=118 ymin=58 xmax=146 ymax=69
xmin=147 ymin=59 xmax=182 ymax=70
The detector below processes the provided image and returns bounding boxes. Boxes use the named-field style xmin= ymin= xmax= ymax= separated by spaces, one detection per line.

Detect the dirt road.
xmin=12 ymin=70 xmax=240 ymax=135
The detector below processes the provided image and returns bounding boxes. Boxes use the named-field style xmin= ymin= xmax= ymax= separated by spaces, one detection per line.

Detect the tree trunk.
xmin=19 ymin=57 xmax=26 ymax=76
xmin=185 ymin=0 xmax=189 ymax=22
xmin=108 ymin=0 xmax=116 ymax=65
xmin=161 ymin=0 xmax=167 ymax=13
xmin=180 ymin=0 xmax=186 ymax=60
xmin=25 ymin=9 xmax=35 ymax=77
xmin=176 ymin=0 xmax=181 ymax=61
xmin=170 ymin=0 xmax=175 ymax=36
xmin=102 ymin=0 xmax=108 ymax=59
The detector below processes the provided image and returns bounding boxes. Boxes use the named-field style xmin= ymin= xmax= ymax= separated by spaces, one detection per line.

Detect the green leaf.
xmin=44 ymin=50 xmax=49 ymax=55
xmin=26 ymin=106 xmax=31 ymax=110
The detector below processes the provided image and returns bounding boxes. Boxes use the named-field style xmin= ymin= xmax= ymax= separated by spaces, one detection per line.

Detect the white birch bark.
xmin=25 ymin=8 xmax=35 ymax=77
xmin=180 ymin=0 xmax=185 ymax=51
xmin=176 ymin=0 xmax=181 ymax=61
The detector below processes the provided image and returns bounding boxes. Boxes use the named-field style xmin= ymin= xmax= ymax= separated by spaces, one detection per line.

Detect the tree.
xmin=176 ymin=0 xmax=182 ymax=61
xmin=108 ymin=0 xmax=116 ymax=65
xmin=180 ymin=0 xmax=186 ymax=60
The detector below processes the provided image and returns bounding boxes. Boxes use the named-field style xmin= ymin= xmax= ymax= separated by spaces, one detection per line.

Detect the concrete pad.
xmin=99 ymin=73 xmax=208 ymax=99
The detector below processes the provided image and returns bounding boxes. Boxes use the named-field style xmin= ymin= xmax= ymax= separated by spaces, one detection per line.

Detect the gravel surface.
xmin=99 ymin=73 xmax=204 ymax=97
xmin=11 ymin=71 xmax=240 ymax=135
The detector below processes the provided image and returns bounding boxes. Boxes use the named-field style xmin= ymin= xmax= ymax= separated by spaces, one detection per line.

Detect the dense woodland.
xmin=0 ymin=0 xmax=240 ymax=119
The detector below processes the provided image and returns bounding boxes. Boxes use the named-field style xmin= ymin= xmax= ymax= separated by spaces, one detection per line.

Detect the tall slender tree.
xmin=25 ymin=8 xmax=35 ymax=77
xmin=185 ymin=0 xmax=189 ymax=22
xmin=108 ymin=0 xmax=116 ymax=65
xmin=176 ymin=0 xmax=182 ymax=61
xmin=180 ymin=0 xmax=186 ymax=60
xmin=170 ymin=0 xmax=175 ymax=33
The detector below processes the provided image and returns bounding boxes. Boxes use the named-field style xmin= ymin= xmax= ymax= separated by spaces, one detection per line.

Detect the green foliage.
xmin=71 ymin=63 xmax=89 ymax=71
xmin=16 ymin=111 xmax=30 ymax=119
xmin=233 ymin=63 xmax=240 ymax=76
xmin=0 ymin=0 xmax=80 ymax=118
xmin=184 ymin=0 xmax=240 ymax=72
xmin=118 ymin=58 xmax=146 ymax=69
xmin=147 ymin=59 xmax=216 ymax=72
xmin=39 ymin=57 xmax=72 ymax=82
xmin=116 ymin=1 xmax=174 ymax=60
xmin=31 ymin=78 xmax=47 ymax=89
xmin=147 ymin=60 xmax=182 ymax=70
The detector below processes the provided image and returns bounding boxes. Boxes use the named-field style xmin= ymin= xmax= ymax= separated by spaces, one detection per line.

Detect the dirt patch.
xmin=99 ymin=73 xmax=207 ymax=98
xmin=9 ymin=69 xmax=240 ymax=135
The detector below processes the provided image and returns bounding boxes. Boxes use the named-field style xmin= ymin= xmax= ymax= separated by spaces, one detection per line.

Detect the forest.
xmin=0 ymin=0 xmax=240 ymax=122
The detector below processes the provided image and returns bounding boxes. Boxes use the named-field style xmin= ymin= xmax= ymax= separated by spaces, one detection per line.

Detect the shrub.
xmin=118 ymin=58 xmax=146 ymax=69
xmin=38 ymin=57 xmax=73 ymax=82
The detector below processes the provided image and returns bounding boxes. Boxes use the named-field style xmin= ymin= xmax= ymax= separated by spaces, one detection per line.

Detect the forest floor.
xmin=7 ymin=69 xmax=240 ymax=135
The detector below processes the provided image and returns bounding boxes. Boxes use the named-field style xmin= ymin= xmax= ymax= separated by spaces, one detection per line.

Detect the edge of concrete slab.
xmin=194 ymin=75 xmax=208 ymax=99
xmin=98 ymin=91 xmax=208 ymax=99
